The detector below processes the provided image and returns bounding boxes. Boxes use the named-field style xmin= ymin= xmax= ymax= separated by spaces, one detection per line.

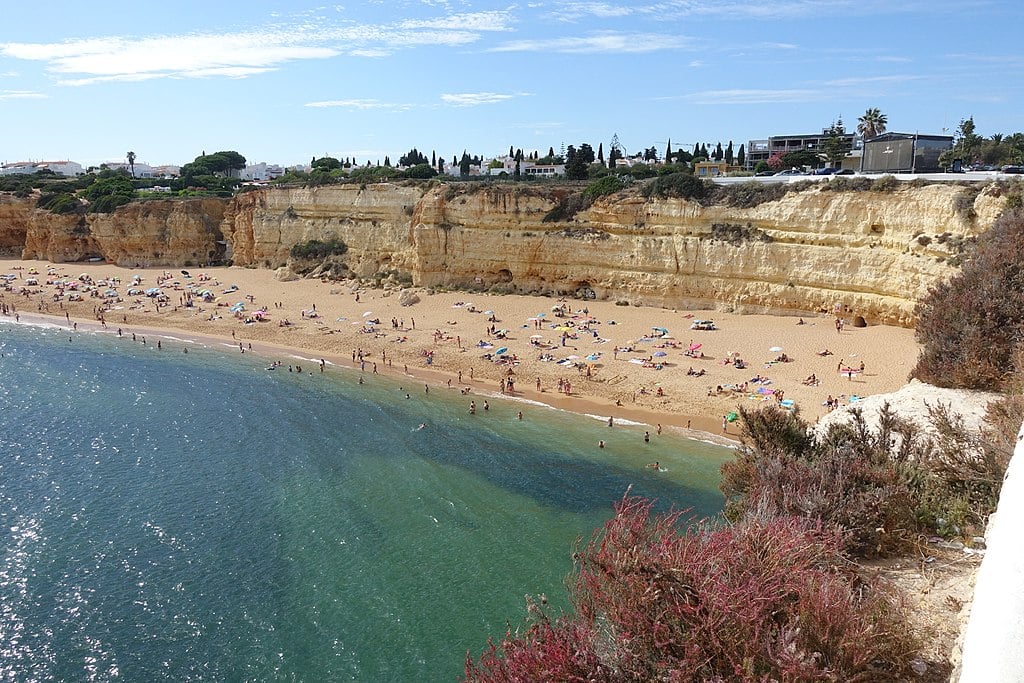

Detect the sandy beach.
xmin=0 ymin=258 xmax=920 ymax=441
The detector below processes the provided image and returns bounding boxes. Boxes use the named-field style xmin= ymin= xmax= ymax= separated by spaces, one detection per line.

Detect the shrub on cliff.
xmin=290 ymin=238 xmax=348 ymax=260
xmin=721 ymin=405 xmax=920 ymax=557
xmin=36 ymin=191 xmax=83 ymax=214
xmin=721 ymin=403 xmax=1011 ymax=551
xmin=913 ymin=209 xmax=1024 ymax=390
xmin=707 ymin=180 xmax=790 ymax=208
xmin=464 ymin=496 xmax=920 ymax=682
xmin=641 ymin=172 xmax=708 ymax=201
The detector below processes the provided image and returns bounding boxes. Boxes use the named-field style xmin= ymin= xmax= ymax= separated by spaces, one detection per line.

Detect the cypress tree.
xmin=737 ymin=144 xmax=746 ymax=168
xmin=725 ymin=141 xmax=734 ymax=165
xmin=665 ymin=139 xmax=673 ymax=164
xmin=597 ymin=143 xmax=604 ymax=165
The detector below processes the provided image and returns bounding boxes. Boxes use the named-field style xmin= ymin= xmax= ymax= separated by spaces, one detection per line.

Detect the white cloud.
xmin=684 ymin=88 xmax=821 ymax=104
xmin=547 ymin=0 xmax=891 ymax=21
xmin=0 ymin=89 xmax=48 ymax=100
xmin=822 ymin=74 xmax=921 ymax=86
xmin=304 ymin=98 xmax=415 ymax=111
xmin=491 ymin=32 xmax=692 ymax=53
xmin=0 ymin=9 xmax=518 ymax=86
xmin=398 ymin=10 xmax=515 ymax=31
xmin=441 ymin=92 xmax=519 ymax=106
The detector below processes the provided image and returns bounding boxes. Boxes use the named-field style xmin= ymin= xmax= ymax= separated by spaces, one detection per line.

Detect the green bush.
xmin=870 ymin=175 xmax=899 ymax=192
xmin=642 ymin=172 xmax=708 ymax=200
xmin=914 ymin=209 xmax=1024 ymax=390
xmin=37 ymin=191 xmax=82 ymax=214
xmin=582 ymin=175 xmax=626 ymax=201
xmin=709 ymin=180 xmax=789 ymax=208
xmin=289 ymin=238 xmax=348 ymax=260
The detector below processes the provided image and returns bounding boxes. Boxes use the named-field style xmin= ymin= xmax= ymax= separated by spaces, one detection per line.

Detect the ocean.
xmin=0 ymin=320 xmax=730 ymax=681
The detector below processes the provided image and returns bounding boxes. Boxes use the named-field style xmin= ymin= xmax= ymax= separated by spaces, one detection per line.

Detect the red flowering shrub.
xmin=464 ymin=496 xmax=919 ymax=682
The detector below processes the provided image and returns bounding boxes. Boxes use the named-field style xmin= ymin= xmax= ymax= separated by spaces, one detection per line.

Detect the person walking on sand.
xmin=722 ymin=415 xmax=728 ymax=433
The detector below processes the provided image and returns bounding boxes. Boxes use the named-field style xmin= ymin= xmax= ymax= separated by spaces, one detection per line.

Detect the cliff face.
xmin=14 ymin=197 xmax=228 ymax=266
xmin=0 ymin=182 xmax=1007 ymax=326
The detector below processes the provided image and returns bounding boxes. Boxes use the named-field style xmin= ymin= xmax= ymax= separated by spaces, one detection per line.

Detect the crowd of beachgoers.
xmin=0 ymin=258 xmax=920 ymax=440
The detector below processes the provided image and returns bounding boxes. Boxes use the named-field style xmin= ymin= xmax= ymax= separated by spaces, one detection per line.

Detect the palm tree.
xmin=126 ymin=151 xmax=136 ymax=178
xmin=856 ymin=108 xmax=888 ymax=140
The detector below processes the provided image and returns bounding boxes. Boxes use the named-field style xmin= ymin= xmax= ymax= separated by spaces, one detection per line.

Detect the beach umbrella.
xmin=484 ymin=310 xmax=494 ymax=315
xmin=537 ymin=312 xmax=545 ymax=318
xmin=530 ymin=334 xmax=544 ymax=339
xmin=585 ymin=353 xmax=601 ymax=361
xmin=653 ymin=351 xmax=668 ymax=357
xmin=652 ymin=326 xmax=669 ymax=335
xmin=181 ymin=270 xmax=191 ymax=276
xmin=726 ymin=412 xmax=738 ymax=422
xmin=362 ymin=311 xmax=373 ymax=317
xmin=688 ymin=343 xmax=702 ymax=351
xmin=495 ymin=347 xmax=509 ymax=355
xmin=769 ymin=346 xmax=783 ymax=352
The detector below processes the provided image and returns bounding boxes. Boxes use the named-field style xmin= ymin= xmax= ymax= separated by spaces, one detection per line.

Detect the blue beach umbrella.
xmin=495 ymin=347 xmax=509 ymax=355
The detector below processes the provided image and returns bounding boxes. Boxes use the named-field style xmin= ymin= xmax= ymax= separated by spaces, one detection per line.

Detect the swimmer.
xmin=469 ymin=400 xmax=476 ymax=414
xmin=517 ymin=411 xmax=523 ymax=420
xmin=644 ymin=431 xmax=650 ymax=443
xmin=483 ymin=400 xmax=489 ymax=411
xmin=648 ymin=461 xmax=660 ymax=470
xmin=417 ymin=423 xmax=426 ymax=431
xmin=599 ymin=440 xmax=605 ymax=448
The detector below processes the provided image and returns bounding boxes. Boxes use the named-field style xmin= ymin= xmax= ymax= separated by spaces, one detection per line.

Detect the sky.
xmin=1 ymin=1 xmax=1022 ymax=169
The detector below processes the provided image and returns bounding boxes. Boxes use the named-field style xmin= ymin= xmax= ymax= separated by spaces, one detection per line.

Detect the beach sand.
xmin=0 ymin=258 xmax=920 ymax=442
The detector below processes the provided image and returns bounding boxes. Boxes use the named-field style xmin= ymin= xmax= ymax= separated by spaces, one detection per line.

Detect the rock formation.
xmin=1 ymin=180 xmax=1009 ymax=326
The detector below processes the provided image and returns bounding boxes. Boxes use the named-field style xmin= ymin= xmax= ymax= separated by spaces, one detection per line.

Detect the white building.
xmin=240 ymin=162 xmax=287 ymax=181
xmin=104 ymin=161 xmax=155 ymax=178
xmin=488 ymin=156 xmax=565 ymax=177
xmin=0 ymin=160 xmax=84 ymax=176
xmin=150 ymin=165 xmax=181 ymax=178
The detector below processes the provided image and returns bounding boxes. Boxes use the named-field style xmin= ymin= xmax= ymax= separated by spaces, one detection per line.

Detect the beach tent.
xmin=652 ymin=326 xmax=669 ymax=336
xmin=726 ymin=412 xmax=738 ymax=422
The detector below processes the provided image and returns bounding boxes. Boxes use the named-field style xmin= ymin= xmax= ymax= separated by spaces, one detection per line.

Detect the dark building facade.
xmin=860 ymin=133 xmax=953 ymax=173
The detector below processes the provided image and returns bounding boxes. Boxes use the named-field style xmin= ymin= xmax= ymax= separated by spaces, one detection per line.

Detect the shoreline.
xmin=0 ymin=258 xmax=921 ymax=446
xmin=6 ymin=307 xmax=736 ymax=447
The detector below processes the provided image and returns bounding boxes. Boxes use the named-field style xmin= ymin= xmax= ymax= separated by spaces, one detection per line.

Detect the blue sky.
xmin=1 ymin=1 xmax=1021 ymax=169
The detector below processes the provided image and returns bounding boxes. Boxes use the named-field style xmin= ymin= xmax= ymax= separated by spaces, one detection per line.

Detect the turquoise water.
xmin=0 ymin=321 xmax=730 ymax=681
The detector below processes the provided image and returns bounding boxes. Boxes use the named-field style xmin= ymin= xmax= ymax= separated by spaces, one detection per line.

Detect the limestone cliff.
xmin=0 ymin=181 xmax=1009 ymax=326
xmin=13 ymin=196 xmax=228 ymax=266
